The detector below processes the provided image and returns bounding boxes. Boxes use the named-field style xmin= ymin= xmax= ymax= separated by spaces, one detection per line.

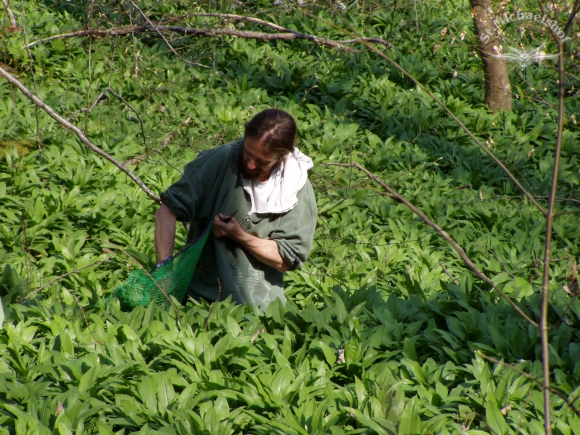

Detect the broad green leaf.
xmin=403 ymin=337 xmax=417 ymax=361
xmin=139 ymin=376 xmax=158 ymax=413
xmin=157 ymin=373 xmax=175 ymax=412
xmin=214 ymin=396 xmax=230 ymax=421
xmin=485 ymin=399 xmax=508 ymax=435
xmin=398 ymin=396 xmax=421 ymax=435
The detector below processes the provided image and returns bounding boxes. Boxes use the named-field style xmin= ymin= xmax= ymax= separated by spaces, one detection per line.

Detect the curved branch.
xmin=325 ymin=162 xmax=538 ymax=327
xmin=0 ymin=65 xmax=161 ymax=203
xmin=1 ymin=0 xmax=18 ymax=30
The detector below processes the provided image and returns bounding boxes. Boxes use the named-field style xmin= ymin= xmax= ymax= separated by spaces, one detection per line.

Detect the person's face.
xmin=240 ymin=137 xmax=280 ymax=181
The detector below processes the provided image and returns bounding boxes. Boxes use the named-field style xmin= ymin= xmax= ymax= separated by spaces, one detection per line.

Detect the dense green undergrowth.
xmin=1 ymin=0 xmax=579 ymax=433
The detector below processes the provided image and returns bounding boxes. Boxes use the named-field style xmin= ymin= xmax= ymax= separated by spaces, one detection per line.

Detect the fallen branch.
xmin=325 ymin=162 xmax=538 ymax=327
xmin=190 ymin=13 xmax=393 ymax=49
xmin=26 ymin=23 xmax=391 ymax=52
xmin=0 ymin=65 xmax=161 ymax=203
xmin=1 ymin=0 xmax=17 ymax=30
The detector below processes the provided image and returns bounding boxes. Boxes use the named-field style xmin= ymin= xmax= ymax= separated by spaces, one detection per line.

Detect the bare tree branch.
xmin=1 ymin=0 xmax=17 ymax=30
xmin=539 ymin=11 xmax=565 ymax=435
xmin=534 ymin=0 xmax=580 ymax=429
xmin=440 ymin=261 xmax=459 ymax=285
xmin=0 ymin=65 xmax=161 ymax=204
xmin=549 ymin=291 xmax=580 ymax=330
xmin=325 ymin=162 xmax=539 ymax=327
xmin=25 ymin=23 xmax=390 ymax=52
xmin=190 ymin=12 xmax=292 ymax=33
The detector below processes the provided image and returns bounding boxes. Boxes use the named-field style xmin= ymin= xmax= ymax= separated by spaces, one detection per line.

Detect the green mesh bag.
xmin=109 ymin=223 xmax=212 ymax=311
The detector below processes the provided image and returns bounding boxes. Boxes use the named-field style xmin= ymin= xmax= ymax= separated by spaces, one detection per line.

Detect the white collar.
xmin=242 ymin=148 xmax=313 ymax=214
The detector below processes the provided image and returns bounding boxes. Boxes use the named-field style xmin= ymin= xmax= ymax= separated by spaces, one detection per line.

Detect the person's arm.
xmin=212 ymin=214 xmax=290 ymax=272
xmin=155 ymin=204 xmax=177 ymax=264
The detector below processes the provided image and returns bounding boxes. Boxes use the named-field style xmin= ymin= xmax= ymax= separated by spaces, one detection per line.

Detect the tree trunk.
xmin=470 ymin=0 xmax=512 ymax=112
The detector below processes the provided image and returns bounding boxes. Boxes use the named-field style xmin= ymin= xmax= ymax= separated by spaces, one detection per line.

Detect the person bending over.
xmin=154 ymin=108 xmax=317 ymax=310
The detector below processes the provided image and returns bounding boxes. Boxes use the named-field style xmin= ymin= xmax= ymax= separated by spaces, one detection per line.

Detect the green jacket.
xmin=160 ymin=139 xmax=317 ymax=310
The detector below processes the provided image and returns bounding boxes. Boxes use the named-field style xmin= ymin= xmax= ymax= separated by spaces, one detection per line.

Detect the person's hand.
xmin=213 ymin=214 xmax=245 ymax=242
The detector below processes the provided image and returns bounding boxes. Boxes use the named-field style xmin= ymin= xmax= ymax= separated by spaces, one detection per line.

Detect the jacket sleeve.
xmin=268 ymin=180 xmax=317 ymax=270
xmin=160 ymin=145 xmax=229 ymax=222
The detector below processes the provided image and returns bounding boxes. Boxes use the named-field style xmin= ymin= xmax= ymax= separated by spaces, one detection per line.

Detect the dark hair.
xmin=244 ymin=109 xmax=296 ymax=159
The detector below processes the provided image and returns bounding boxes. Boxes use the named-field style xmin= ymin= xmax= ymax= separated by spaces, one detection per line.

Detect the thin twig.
xmin=20 ymin=260 xmax=104 ymax=302
xmin=72 ymin=293 xmax=105 ymax=346
xmin=472 ymin=243 xmax=516 ymax=279
xmin=0 ymin=65 xmax=161 ymax=203
xmin=19 ymin=0 xmax=41 ymax=152
xmin=325 ymin=162 xmax=539 ymax=327
xmin=478 ymin=351 xmax=580 ymax=417
xmin=123 ymin=131 xmax=176 ymax=167
xmin=68 ymin=87 xmax=148 ymax=151
xmin=204 ymin=278 xmax=221 ymax=332
xmin=128 ymin=1 xmax=209 ymax=69
xmin=90 ymin=238 xmax=183 ymax=327
xmin=554 ymin=210 xmax=580 ymax=217
xmin=67 ymin=89 xmax=107 ymax=121
xmin=440 ymin=262 xmax=459 ymax=285
xmin=1 ymin=0 xmax=17 ymax=29
xmin=549 ymin=291 xmax=580 ymax=330
xmin=536 ymin=3 xmax=570 ymax=426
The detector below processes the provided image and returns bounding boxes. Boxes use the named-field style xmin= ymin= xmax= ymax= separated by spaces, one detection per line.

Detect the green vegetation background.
xmin=0 ymin=0 xmax=579 ymax=433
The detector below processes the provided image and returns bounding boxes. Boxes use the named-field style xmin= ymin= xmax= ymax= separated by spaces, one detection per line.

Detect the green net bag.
xmin=109 ymin=223 xmax=212 ymax=311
